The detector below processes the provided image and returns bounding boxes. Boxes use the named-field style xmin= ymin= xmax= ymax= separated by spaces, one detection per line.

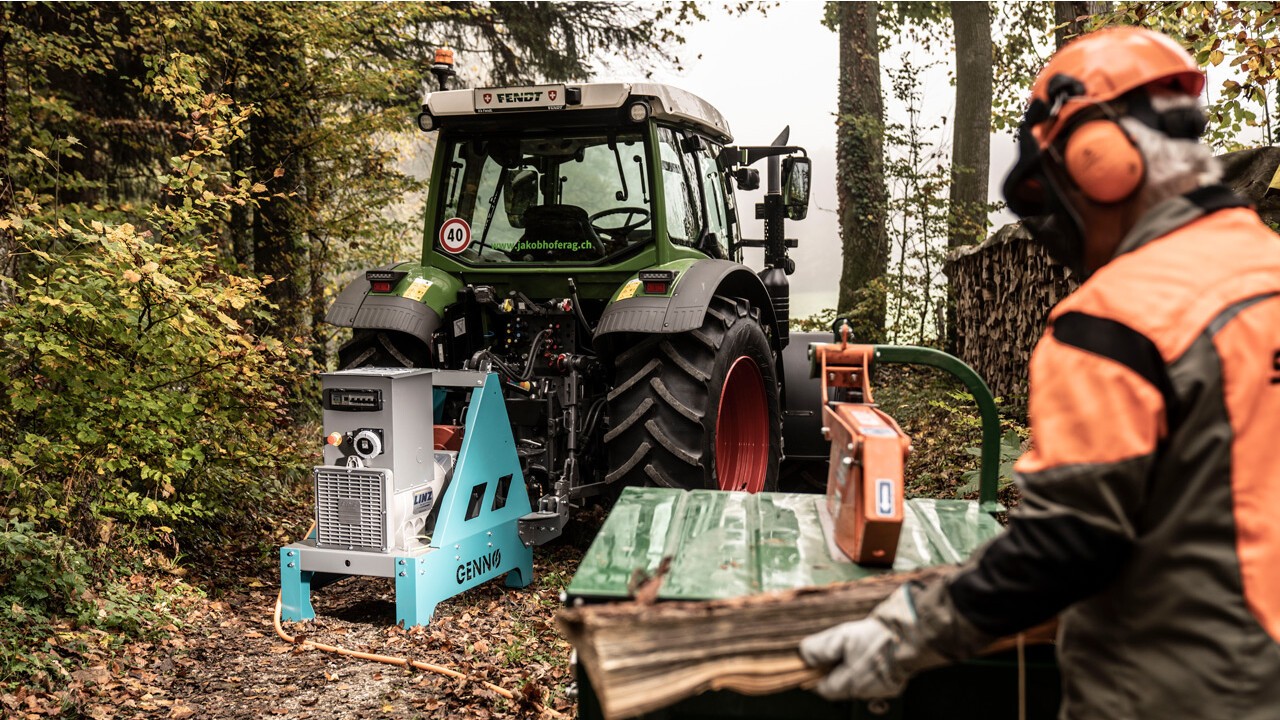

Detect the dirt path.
xmin=53 ymin=546 xmax=582 ymax=720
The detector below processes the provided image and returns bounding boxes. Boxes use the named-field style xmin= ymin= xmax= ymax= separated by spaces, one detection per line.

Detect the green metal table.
xmin=565 ymin=488 xmax=1061 ymax=720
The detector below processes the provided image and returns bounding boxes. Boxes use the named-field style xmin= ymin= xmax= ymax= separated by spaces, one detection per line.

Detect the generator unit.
xmin=280 ymin=368 xmax=534 ymax=627
xmin=314 ymin=368 xmax=446 ymax=553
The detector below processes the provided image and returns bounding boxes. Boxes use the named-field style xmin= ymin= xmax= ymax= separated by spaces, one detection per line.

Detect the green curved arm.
xmin=870 ymin=345 xmax=1004 ymax=513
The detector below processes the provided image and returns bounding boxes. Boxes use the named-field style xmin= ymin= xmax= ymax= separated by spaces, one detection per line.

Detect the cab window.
xmin=697 ymin=141 xmax=731 ymax=258
xmin=658 ymin=127 xmax=702 ymax=247
xmin=434 ymin=131 xmax=650 ymax=264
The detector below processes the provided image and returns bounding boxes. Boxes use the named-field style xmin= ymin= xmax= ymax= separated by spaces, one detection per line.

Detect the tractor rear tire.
xmin=605 ymin=295 xmax=781 ymax=492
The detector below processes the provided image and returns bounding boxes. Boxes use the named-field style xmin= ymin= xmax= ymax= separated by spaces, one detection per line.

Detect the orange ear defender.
xmin=1061 ymin=119 xmax=1145 ymax=204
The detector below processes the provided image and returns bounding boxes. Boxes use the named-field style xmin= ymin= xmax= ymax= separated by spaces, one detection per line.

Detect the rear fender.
xmin=325 ymin=262 xmax=462 ymax=344
xmin=594 ymin=259 xmax=779 ymax=351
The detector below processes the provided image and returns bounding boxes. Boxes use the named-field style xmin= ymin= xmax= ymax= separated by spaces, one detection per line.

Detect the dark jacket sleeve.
xmin=915 ymin=317 xmax=1167 ymax=652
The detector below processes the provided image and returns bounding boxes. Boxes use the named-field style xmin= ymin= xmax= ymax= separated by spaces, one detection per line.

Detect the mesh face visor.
xmin=1001 ymin=102 xmax=1089 ymax=277
xmin=1023 ymin=210 xmax=1086 ymax=277
xmin=1003 ymin=100 xmax=1053 ymax=219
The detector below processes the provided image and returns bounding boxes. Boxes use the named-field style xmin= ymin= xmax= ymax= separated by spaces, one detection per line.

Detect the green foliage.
xmin=980 ymin=1 xmax=1280 ymax=145
xmin=791 ymin=307 xmax=838 ymax=333
xmin=872 ymin=369 xmax=1028 ymax=504
xmin=882 ymin=58 xmax=951 ymax=345
xmin=990 ymin=2 xmax=1057 ymax=133
xmin=1092 ymin=2 xmax=1280 ymax=148
xmin=0 ymin=521 xmax=197 ymax=689
xmin=1 ymin=217 xmax=306 ymax=534
xmin=959 ymin=428 xmax=1026 ymax=496
xmin=0 ymin=522 xmax=89 ymax=621
xmin=877 ymin=1 xmax=951 ymax=51
xmin=0 ymin=57 xmax=310 ymax=547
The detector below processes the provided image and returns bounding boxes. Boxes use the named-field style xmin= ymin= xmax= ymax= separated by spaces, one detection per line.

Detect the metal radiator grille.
xmin=314 ymin=467 xmax=387 ymax=550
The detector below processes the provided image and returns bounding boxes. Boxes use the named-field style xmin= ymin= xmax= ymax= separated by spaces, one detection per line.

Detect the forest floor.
xmin=3 ymin=368 xmax=1022 ymax=720
xmin=6 ymin=533 xmax=595 ymax=720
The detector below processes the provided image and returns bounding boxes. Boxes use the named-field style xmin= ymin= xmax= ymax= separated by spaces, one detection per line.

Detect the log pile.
xmin=559 ymin=566 xmax=1057 ymax=720
xmin=945 ymin=223 xmax=1076 ymax=405
xmin=1217 ymin=146 xmax=1280 ymax=227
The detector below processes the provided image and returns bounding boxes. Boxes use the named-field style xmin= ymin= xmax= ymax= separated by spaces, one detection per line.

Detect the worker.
xmin=801 ymin=26 xmax=1280 ymax=718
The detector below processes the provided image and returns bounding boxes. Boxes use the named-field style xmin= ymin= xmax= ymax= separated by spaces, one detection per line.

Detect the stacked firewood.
xmin=945 ymin=222 xmax=1077 ymax=405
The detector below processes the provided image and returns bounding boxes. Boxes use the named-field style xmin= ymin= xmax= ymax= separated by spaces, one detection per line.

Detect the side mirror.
xmin=782 ymin=156 xmax=811 ymax=221
xmin=504 ymin=169 xmax=538 ymax=228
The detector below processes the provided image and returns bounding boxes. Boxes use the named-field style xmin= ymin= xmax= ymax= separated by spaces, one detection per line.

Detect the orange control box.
xmin=815 ymin=337 xmax=912 ymax=566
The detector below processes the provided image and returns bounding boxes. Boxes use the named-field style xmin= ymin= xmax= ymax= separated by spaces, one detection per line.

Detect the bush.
xmin=0 ymin=220 xmax=309 ymax=541
xmin=0 ymin=521 xmax=89 ymax=622
xmin=0 ymin=54 xmax=312 ymax=548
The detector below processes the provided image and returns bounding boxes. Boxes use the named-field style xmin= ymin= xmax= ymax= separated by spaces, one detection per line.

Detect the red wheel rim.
xmin=715 ymin=355 xmax=769 ymax=492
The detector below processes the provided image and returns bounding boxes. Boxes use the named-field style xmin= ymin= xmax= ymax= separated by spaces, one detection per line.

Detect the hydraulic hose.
xmin=271 ymin=524 xmax=565 ymax=718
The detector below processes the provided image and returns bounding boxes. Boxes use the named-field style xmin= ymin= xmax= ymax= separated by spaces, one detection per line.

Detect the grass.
xmin=871 ymin=363 xmax=1027 ymax=508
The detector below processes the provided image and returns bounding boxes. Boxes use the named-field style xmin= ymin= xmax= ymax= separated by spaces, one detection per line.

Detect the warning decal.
xmin=439 ymin=218 xmax=472 ymax=254
xmin=403 ymin=277 xmax=433 ymax=302
xmin=616 ymin=279 xmax=641 ymax=301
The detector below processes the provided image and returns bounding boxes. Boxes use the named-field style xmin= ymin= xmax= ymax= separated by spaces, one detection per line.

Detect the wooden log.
xmin=558 ymin=567 xmax=1056 ymax=720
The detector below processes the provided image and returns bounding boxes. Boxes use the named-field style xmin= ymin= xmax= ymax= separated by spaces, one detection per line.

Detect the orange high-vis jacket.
xmin=910 ymin=186 xmax=1280 ymax=719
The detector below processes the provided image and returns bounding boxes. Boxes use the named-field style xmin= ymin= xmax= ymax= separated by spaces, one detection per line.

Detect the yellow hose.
xmin=272 ymin=524 xmax=565 ymax=718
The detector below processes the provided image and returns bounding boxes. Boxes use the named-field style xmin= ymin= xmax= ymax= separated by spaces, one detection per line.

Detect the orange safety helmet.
xmin=1004 ymin=26 xmax=1206 ymax=218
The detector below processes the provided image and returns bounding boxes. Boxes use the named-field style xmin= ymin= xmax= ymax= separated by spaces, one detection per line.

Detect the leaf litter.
xmin=6 ymin=544 xmax=585 ymax=719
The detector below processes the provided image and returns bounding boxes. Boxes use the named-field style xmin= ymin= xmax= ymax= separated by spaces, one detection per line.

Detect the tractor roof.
xmin=425 ymin=82 xmax=733 ymax=143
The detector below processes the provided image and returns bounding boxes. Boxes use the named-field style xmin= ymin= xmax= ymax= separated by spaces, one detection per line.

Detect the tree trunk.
xmin=247 ymin=10 xmax=310 ymax=342
xmin=836 ymin=1 xmax=889 ymax=343
xmin=1055 ymin=1 xmax=1109 ymax=48
xmin=0 ymin=6 xmax=13 ymax=303
xmin=945 ymin=1 xmax=993 ymax=350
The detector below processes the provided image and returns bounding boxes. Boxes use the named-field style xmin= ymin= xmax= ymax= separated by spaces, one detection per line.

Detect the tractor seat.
xmin=512 ymin=204 xmax=600 ymax=260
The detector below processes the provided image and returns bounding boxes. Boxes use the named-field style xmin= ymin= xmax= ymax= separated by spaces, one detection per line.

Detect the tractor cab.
xmin=418 ymin=82 xmax=747 ymax=266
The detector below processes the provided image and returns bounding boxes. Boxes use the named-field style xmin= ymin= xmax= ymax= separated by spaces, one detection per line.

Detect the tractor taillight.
xmin=639 ymin=270 xmax=676 ymax=295
xmin=365 ymin=270 xmax=407 ymax=294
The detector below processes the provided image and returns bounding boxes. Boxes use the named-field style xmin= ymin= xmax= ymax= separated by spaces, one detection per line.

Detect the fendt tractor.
xmin=324 ymin=52 xmax=816 ymax=544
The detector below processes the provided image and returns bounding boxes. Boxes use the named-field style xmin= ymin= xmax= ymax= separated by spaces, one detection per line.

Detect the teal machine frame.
xmin=280 ymin=371 xmax=534 ymax=627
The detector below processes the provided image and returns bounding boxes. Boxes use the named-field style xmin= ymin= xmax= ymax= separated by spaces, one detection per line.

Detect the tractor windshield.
xmin=434 ymin=131 xmax=652 ymax=264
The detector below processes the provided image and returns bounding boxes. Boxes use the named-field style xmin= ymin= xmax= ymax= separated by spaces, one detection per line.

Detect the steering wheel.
xmin=589 ymin=207 xmax=651 ymax=240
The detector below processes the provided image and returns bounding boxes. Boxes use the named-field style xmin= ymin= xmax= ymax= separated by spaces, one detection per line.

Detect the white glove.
xmin=799 ymin=585 xmax=945 ymax=701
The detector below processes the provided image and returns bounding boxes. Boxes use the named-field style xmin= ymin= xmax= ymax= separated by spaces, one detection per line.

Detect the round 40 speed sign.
xmin=439 ymin=218 xmax=472 ymax=254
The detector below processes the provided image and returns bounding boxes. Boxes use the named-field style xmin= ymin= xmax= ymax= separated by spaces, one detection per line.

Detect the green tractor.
xmin=326 ymin=60 xmax=817 ymax=543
